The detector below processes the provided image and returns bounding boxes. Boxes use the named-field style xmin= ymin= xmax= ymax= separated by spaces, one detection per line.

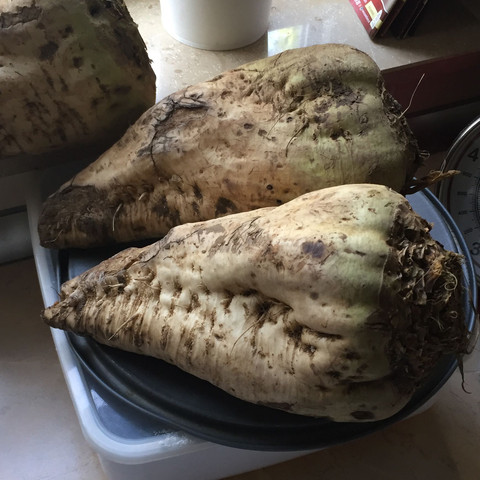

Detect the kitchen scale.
xmin=28 ymin=118 xmax=479 ymax=480
xmin=437 ymin=115 xmax=480 ymax=284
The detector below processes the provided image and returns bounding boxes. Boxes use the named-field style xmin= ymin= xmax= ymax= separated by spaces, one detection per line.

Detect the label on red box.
xmin=349 ymin=0 xmax=403 ymax=38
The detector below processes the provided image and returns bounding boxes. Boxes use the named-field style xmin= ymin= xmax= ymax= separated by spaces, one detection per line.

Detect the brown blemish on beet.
xmin=343 ymin=349 xmax=362 ymax=361
xmin=131 ymin=313 xmax=145 ymax=347
xmin=326 ymin=370 xmax=342 ymax=379
xmin=215 ymin=197 xmax=237 ymax=216
xmin=153 ymin=195 xmax=181 ymax=227
xmin=72 ymin=56 xmax=84 ymax=68
xmin=193 ymin=183 xmax=203 ymax=200
xmin=221 ymin=290 xmax=234 ymax=313
xmin=39 ymin=41 xmax=58 ymax=60
xmin=187 ymin=293 xmax=200 ymax=313
xmin=301 ymin=240 xmax=325 ymax=258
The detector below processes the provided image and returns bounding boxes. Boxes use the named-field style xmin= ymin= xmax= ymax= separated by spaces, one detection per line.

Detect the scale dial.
xmin=438 ymin=116 xmax=480 ymax=281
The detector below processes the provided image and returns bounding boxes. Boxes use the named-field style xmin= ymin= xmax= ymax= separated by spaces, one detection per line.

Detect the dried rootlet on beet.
xmin=0 ymin=0 xmax=155 ymax=162
xmin=42 ymin=184 xmax=469 ymax=422
xmin=38 ymin=43 xmax=423 ymax=249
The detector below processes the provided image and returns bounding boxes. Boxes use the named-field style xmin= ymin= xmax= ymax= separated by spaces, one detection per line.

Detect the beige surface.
xmin=1 ymin=258 xmax=479 ymax=479
xmin=0 ymin=258 xmax=107 ymax=480
xmin=125 ymin=0 xmax=480 ymax=102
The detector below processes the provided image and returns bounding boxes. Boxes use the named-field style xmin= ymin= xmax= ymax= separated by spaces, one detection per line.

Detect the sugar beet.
xmin=38 ymin=44 xmax=423 ymax=248
xmin=42 ymin=184 xmax=468 ymax=421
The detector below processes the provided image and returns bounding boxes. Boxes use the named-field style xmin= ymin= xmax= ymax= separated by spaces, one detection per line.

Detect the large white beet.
xmin=42 ymin=184 xmax=469 ymax=422
xmin=38 ymin=44 xmax=425 ymax=249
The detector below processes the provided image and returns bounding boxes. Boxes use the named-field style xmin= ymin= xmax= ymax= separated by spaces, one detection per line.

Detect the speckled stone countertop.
xmin=128 ymin=0 xmax=480 ymax=101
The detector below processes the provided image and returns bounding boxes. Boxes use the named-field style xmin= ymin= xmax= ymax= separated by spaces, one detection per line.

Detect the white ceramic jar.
xmin=160 ymin=0 xmax=272 ymax=50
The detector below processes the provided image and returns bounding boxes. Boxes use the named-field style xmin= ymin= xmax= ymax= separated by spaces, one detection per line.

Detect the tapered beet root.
xmin=42 ymin=184 xmax=469 ymax=421
xmin=38 ymin=43 xmax=423 ymax=249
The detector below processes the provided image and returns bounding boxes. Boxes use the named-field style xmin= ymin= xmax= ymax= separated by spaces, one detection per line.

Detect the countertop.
xmin=129 ymin=0 xmax=480 ymax=102
xmin=1 ymin=1 xmax=479 ymax=479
